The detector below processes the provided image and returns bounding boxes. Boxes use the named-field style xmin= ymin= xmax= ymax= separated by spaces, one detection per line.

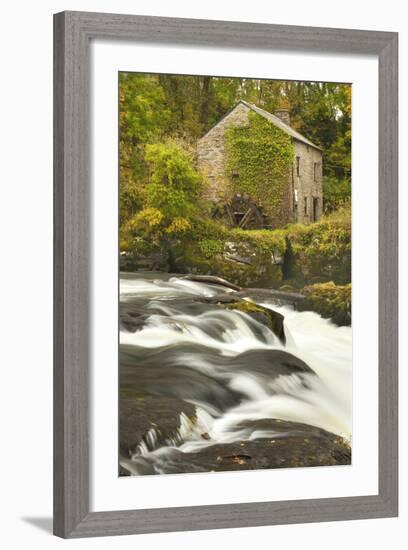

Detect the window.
xmin=304 ymin=196 xmax=308 ymax=215
xmin=313 ymin=197 xmax=319 ymax=221
xmin=296 ymin=156 xmax=300 ymax=177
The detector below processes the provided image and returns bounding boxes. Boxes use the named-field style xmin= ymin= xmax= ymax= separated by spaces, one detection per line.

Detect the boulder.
xmin=184 ymin=420 xmax=351 ymax=471
xmin=120 ymin=396 xmax=196 ymax=457
xmin=124 ymin=419 xmax=351 ymax=475
xmin=299 ymin=282 xmax=352 ymax=326
xmin=120 ymin=347 xmax=245 ymax=414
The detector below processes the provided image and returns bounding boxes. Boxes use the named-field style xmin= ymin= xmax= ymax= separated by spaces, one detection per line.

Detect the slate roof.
xmin=239 ymin=100 xmax=322 ymax=150
xmin=201 ymin=99 xmax=322 ymax=151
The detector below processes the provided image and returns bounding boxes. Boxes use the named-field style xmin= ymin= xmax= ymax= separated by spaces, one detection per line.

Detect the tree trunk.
xmin=200 ymin=76 xmax=212 ymax=127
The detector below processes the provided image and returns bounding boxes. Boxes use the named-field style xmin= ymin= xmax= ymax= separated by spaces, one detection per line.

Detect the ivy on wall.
xmin=224 ymin=111 xmax=294 ymax=226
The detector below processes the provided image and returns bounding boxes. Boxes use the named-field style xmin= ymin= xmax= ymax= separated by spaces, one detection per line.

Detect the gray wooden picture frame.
xmin=53 ymin=10 xmax=398 ymax=538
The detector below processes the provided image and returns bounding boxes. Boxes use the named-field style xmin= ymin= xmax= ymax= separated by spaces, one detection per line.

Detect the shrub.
xmin=229 ymin=228 xmax=287 ymax=255
xmin=144 ymin=140 xmax=203 ymax=221
xmin=122 ymin=140 xmax=204 ymax=251
xmin=198 ymin=239 xmax=224 ymax=258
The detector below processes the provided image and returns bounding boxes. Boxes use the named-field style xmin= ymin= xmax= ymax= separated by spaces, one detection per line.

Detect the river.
xmin=119 ymin=272 xmax=352 ymax=475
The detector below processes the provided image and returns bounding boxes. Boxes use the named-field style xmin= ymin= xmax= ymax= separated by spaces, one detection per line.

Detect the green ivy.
xmin=224 ymin=112 xmax=294 ymax=226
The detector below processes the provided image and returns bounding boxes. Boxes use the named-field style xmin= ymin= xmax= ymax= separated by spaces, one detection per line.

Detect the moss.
xmin=301 ymin=281 xmax=352 ymax=326
xmin=229 ymin=227 xmax=287 ymax=256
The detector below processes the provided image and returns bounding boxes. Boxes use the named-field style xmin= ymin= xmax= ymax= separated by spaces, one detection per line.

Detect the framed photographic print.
xmin=53 ymin=11 xmax=398 ymax=538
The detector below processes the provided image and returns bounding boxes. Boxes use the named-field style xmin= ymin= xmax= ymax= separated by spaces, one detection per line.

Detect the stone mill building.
xmin=197 ymin=100 xmax=323 ymax=229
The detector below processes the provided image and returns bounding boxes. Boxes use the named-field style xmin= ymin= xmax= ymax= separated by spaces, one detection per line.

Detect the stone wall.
xmin=197 ymin=102 xmax=250 ymax=201
xmin=293 ymin=141 xmax=323 ymax=224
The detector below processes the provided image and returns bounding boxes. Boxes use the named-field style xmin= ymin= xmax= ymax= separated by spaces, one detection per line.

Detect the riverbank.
xmin=120 ymin=207 xmax=351 ymax=326
xmin=121 ymin=206 xmax=351 ymax=287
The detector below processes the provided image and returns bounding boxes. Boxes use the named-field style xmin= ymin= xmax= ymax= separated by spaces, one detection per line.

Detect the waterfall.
xmin=119 ymin=273 xmax=352 ymax=475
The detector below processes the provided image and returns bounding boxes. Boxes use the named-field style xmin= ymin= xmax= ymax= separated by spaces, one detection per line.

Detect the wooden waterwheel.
xmin=212 ymin=194 xmax=266 ymax=229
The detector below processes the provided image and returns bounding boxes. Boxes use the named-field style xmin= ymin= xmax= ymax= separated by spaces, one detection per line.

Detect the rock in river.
xmin=121 ymin=293 xmax=286 ymax=344
xmin=120 ymin=395 xmax=196 ymax=457
xmin=121 ymin=419 xmax=351 ymax=475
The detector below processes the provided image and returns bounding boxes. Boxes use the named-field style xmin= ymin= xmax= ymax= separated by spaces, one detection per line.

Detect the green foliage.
xmin=191 ymin=218 xmax=229 ymax=241
xmin=322 ymin=204 xmax=351 ymax=228
xmin=198 ymin=238 xmax=225 ymax=258
xmin=119 ymin=178 xmax=146 ymax=225
xmin=120 ymin=207 xmax=163 ymax=253
xmin=121 ymin=140 xmax=204 ymax=253
xmin=144 ymin=140 xmax=203 ymax=221
xmin=119 ymin=73 xmax=171 ymax=230
xmin=229 ymin=228 xmax=287 ymax=255
xmin=224 ymin=112 xmax=294 ymax=225
xmin=119 ymin=73 xmax=171 ymax=146
xmin=129 ymin=207 xmax=164 ymax=233
xmin=302 ymin=282 xmax=352 ymax=326
xmin=323 ymin=176 xmax=351 ymax=213
xmin=284 ymin=204 xmax=351 ymax=259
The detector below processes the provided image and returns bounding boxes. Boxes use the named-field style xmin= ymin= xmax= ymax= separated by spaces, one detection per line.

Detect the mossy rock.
xmin=281 ymin=209 xmax=352 ymax=287
xmin=300 ymin=281 xmax=351 ymax=326
xmin=179 ymin=243 xmax=283 ymax=288
xmin=213 ymin=257 xmax=282 ymax=288
xmin=282 ymin=248 xmax=351 ymax=288
xmin=226 ymin=300 xmax=285 ymax=343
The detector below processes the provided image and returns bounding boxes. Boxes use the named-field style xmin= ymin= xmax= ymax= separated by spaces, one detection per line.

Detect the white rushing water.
xmin=120 ymin=275 xmax=234 ymax=301
xmin=120 ymin=275 xmax=352 ymax=464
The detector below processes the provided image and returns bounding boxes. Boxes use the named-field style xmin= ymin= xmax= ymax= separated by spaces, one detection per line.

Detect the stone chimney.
xmin=274 ymin=109 xmax=291 ymax=127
